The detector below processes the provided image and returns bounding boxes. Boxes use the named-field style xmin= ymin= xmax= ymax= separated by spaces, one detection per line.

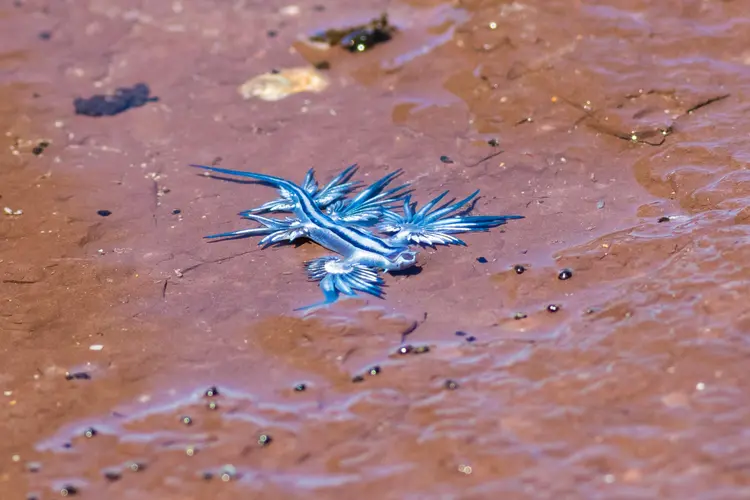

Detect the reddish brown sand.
xmin=2 ymin=0 xmax=750 ymax=498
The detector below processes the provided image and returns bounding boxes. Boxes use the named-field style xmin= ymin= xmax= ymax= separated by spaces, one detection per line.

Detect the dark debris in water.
xmin=352 ymin=374 xmax=365 ymax=383
xmin=465 ymin=336 xmax=476 ymax=343
xmin=294 ymin=383 xmax=307 ymax=392
xmin=310 ymin=13 xmax=395 ymax=53
xmin=444 ymin=380 xmax=459 ymax=390
xmin=74 ymin=83 xmax=158 ymax=117
xmin=513 ymin=312 xmax=528 ymax=320
xmin=547 ymin=304 xmax=560 ymax=312
xmin=96 ymin=209 xmax=112 ymax=217
xmin=204 ymin=386 xmax=220 ymax=397
xmin=658 ymin=216 xmax=671 ymax=223
xmin=514 ymin=264 xmax=526 ymax=274
xmin=440 ymin=155 xmax=454 ymax=164
xmin=83 ymin=427 xmax=97 ymax=438
xmin=476 ymin=256 xmax=488 ymax=263
xmin=103 ymin=469 xmax=122 ymax=481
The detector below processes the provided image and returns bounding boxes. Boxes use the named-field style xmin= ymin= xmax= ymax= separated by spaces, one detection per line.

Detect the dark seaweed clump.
xmin=310 ymin=13 xmax=395 ymax=53
xmin=74 ymin=83 xmax=158 ymax=117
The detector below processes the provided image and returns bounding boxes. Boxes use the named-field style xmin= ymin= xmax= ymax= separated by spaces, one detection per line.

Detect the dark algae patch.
xmin=74 ymin=83 xmax=158 ymax=117
xmin=310 ymin=13 xmax=395 ymax=53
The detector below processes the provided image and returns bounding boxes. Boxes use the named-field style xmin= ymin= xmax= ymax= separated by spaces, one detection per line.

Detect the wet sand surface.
xmin=2 ymin=0 xmax=750 ymax=498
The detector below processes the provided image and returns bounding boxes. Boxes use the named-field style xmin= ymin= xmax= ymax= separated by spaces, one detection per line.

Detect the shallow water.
xmin=2 ymin=0 xmax=750 ymax=498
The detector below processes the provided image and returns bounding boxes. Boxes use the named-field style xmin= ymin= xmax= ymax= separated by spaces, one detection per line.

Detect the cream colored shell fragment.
xmin=238 ymin=67 xmax=329 ymax=102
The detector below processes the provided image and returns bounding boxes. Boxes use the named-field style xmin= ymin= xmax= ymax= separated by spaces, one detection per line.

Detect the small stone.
xmin=83 ymin=427 xmax=97 ymax=438
xmin=314 ymin=61 xmax=331 ymax=70
xmin=201 ymin=471 xmax=214 ymax=480
xmin=65 ymin=371 xmax=91 ymax=380
xmin=38 ymin=30 xmax=52 ymax=40
xmin=455 ymin=331 xmax=467 ymax=337
xmin=439 ymin=155 xmax=454 ymax=164
xmin=60 ymin=485 xmax=78 ymax=496
xmin=476 ymin=256 xmax=488 ymax=263
xmin=488 ymin=138 xmax=499 ymax=147
xmin=26 ymin=462 xmax=42 ymax=473
xmin=352 ymin=375 xmax=365 ymax=383
xmin=171 ymin=208 xmax=181 ymax=215
xmin=514 ymin=264 xmax=525 ymax=274
xmin=657 ymin=216 xmax=670 ymax=223
xmin=444 ymin=380 xmax=459 ymax=390
xmin=258 ymin=434 xmax=272 ymax=446
xmin=558 ymin=268 xmax=573 ymax=280
xmin=368 ymin=366 xmax=381 ymax=376
xmin=103 ymin=470 xmax=121 ymax=481
xmin=267 ymin=30 xmax=278 ymax=37
xmin=127 ymin=461 xmax=145 ymax=472
xmin=181 ymin=416 xmax=192 ymax=425
xmin=220 ymin=464 xmax=237 ymax=481
xmin=204 ymin=386 xmax=220 ymax=397
xmin=294 ymin=383 xmax=307 ymax=392
xmin=96 ymin=210 xmax=112 ymax=217
xmin=513 ymin=312 xmax=527 ymax=320
xmin=413 ymin=345 xmax=431 ymax=354
xmin=465 ymin=336 xmax=476 ymax=343
xmin=547 ymin=304 xmax=560 ymax=312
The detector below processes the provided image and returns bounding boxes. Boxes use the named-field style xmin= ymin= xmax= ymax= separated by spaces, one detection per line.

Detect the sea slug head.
xmin=392 ymin=250 xmax=418 ymax=270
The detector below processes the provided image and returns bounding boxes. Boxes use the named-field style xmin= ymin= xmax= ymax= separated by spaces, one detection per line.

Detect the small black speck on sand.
xmin=440 ymin=155 xmax=454 ymax=164
xmin=558 ymin=268 xmax=573 ymax=280
xmin=74 ymin=83 xmax=158 ymax=117
xmin=444 ymin=380 xmax=459 ymax=390
xmin=514 ymin=264 xmax=526 ymax=274
xmin=476 ymin=256 xmax=488 ymax=263
xmin=96 ymin=210 xmax=112 ymax=217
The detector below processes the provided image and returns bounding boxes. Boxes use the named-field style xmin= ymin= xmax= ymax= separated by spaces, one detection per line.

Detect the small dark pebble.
xmin=205 ymin=386 xmax=220 ymax=397
xmin=547 ymin=304 xmax=560 ymax=313
xmin=368 ymin=366 xmax=381 ymax=376
xmin=465 ymin=336 xmax=477 ymax=343
xmin=314 ymin=61 xmax=331 ymax=70
xmin=455 ymin=331 xmax=467 ymax=337
xmin=38 ymin=30 xmax=52 ymax=40
xmin=207 ymin=401 xmax=219 ymax=411
xmin=172 ymin=208 xmax=181 ymax=215
xmin=440 ymin=155 xmax=454 ymax=164
xmin=181 ymin=416 xmax=192 ymax=425
xmin=294 ymin=383 xmax=307 ymax=392
xmin=267 ymin=30 xmax=277 ymax=37
xmin=488 ymin=138 xmax=500 ymax=147
xmin=62 ymin=442 xmax=72 ymax=449
xmin=398 ymin=345 xmax=413 ymax=355
xmin=413 ymin=345 xmax=431 ymax=354
xmin=476 ymin=256 xmax=488 ymax=263
xmin=65 ymin=371 xmax=90 ymax=380
xmin=202 ymin=471 xmax=214 ymax=481
xmin=585 ymin=307 xmax=597 ymax=315
xmin=270 ymin=68 xmax=281 ymax=74
xmin=31 ymin=141 xmax=49 ymax=156
xmin=352 ymin=375 xmax=365 ymax=383
xmin=83 ymin=427 xmax=97 ymax=438
xmin=514 ymin=264 xmax=526 ymax=274
xmin=313 ymin=4 xmax=325 ymax=11
xmin=103 ymin=470 xmax=121 ymax=481
xmin=657 ymin=216 xmax=670 ymax=223
xmin=558 ymin=268 xmax=573 ymax=280
xmin=258 ymin=434 xmax=272 ymax=446
xmin=74 ymin=83 xmax=158 ymax=117
xmin=96 ymin=210 xmax=112 ymax=217
xmin=444 ymin=380 xmax=459 ymax=390
xmin=513 ymin=312 xmax=527 ymax=320
xmin=60 ymin=485 xmax=78 ymax=496
xmin=27 ymin=494 xmax=40 ymax=500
